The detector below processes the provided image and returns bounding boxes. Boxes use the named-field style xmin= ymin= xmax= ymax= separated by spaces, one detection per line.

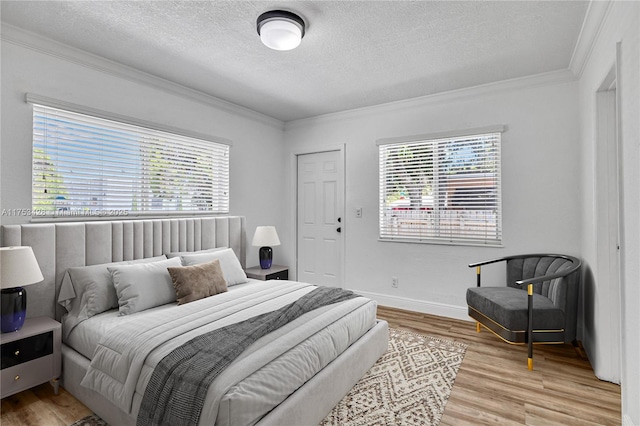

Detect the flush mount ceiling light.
xmin=257 ymin=10 xmax=305 ymax=51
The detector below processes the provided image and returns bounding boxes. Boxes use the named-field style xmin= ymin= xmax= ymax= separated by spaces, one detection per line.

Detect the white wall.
xmin=0 ymin=28 xmax=290 ymax=269
xmin=577 ymin=2 xmax=640 ymax=424
xmin=283 ymin=74 xmax=582 ymax=319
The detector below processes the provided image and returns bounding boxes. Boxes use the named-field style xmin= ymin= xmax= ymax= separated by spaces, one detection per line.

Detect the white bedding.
xmin=70 ymin=280 xmax=377 ymax=426
xmin=64 ymin=280 xmax=264 ymax=360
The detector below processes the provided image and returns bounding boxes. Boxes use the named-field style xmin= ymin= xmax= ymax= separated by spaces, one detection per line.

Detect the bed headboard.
xmin=1 ymin=216 xmax=246 ymax=321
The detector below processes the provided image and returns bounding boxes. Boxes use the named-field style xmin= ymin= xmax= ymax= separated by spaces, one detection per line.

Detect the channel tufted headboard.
xmin=1 ymin=216 xmax=246 ymax=321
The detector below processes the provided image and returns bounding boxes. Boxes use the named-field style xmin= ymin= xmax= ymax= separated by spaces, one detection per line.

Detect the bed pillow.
xmin=165 ymin=247 xmax=227 ymax=259
xmin=58 ymin=255 xmax=168 ymax=316
xmin=109 ymin=257 xmax=182 ymax=316
xmin=167 ymin=259 xmax=227 ymax=305
xmin=180 ymin=248 xmax=248 ymax=286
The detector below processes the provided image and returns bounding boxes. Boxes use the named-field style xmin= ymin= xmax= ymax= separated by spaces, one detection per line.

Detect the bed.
xmin=1 ymin=216 xmax=388 ymax=426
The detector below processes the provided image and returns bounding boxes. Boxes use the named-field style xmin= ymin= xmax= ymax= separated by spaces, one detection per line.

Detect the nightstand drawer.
xmin=1 ymin=331 xmax=53 ymax=369
xmin=245 ymin=265 xmax=289 ymax=281
xmin=0 ymin=317 xmax=61 ymax=399
xmin=265 ymin=269 xmax=288 ymax=280
xmin=1 ymin=354 xmax=55 ymax=396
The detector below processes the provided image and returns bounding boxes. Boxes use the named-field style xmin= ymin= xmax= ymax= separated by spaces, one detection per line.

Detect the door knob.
xmin=337 ymin=217 xmax=341 ymax=223
xmin=337 ymin=227 xmax=341 ymax=233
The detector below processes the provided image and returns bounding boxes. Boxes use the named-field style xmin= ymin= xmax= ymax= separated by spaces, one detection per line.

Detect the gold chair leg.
xmin=476 ymin=322 xmax=481 ymax=333
xmin=528 ymin=357 xmax=533 ymax=371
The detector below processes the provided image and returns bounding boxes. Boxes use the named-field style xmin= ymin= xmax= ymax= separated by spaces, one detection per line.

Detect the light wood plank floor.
xmin=377 ymin=306 xmax=621 ymax=425
xmin=1 ymin=306 xmax=621 ymax=425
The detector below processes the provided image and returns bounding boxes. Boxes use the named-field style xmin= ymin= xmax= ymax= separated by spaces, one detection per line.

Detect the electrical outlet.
xmin=355 ymin=207 xmax=362 ymax=218
xmin=391 ymin=276 xmax=398 ymax=288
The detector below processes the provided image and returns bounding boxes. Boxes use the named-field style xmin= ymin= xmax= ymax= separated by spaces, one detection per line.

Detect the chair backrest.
xmin=506 ymin=255 xmax=581 ymax=341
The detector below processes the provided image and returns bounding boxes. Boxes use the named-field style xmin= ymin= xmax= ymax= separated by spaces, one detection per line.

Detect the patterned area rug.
xmin=70 ymin=328 xmax=466 ymax=426
xmin=70 ymin=414 xmax=107 ymax=426
xmin=320 ymin=328 xmax=468 ymax=426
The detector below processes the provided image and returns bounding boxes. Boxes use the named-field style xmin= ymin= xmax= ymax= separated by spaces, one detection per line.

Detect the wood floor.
xmin=0 ymin=306 xmax=621 ymax=425
xmin=0 ymin=382 xmax=91 ymax=426
xmin=378 ymin=306 xmax=621 ymax=425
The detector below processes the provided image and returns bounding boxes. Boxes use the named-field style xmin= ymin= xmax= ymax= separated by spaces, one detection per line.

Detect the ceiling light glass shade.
xmin=257 ymin=10 xmax=305 ymax=51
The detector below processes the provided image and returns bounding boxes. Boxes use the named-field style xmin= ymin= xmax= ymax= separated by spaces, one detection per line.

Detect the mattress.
xmin=65 ymin=280 xmax=377 ymax=426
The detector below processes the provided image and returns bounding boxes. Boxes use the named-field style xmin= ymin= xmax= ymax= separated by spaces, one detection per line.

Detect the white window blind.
xmin=32 ymin=104 xmax=229 ymax=217
xmin=379 ymin=131 xmax=502 ymax=245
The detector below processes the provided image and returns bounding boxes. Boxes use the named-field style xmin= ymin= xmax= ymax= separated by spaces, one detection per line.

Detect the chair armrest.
xmin=469 ymin=254 xmax=581 ymax=289
xmin=468 ymin=257 xmax=509 ymax=287
xmin=470 ymin=254 xmax=581 ymax=269
xmin=468 ymin=257 xmax=509 ymax=268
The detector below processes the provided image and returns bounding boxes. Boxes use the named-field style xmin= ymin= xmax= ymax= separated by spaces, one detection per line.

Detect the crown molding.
xmin=285 ymin=68 xmax=578 ymax=130
xmin=1 ymin=23 xmax=284 ymax=130
xmin=569 ymin=0 xmax=614 ymax=79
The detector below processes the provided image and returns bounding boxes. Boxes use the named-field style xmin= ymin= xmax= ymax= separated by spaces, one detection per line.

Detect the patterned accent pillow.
xmin=167 ymin=259 xmax=228 ymax=305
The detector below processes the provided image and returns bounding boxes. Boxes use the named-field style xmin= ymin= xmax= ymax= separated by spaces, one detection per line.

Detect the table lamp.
xmin=252 ymin=226 xmax=281 ymax=269
xmin=1 ymin=246 xmax=44 ymax=333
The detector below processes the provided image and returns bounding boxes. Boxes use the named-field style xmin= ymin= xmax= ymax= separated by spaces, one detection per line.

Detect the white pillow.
xmin=180 ymin=248 xmax=248 ymax=286
xmin=165 ymin=247 xmax=227 ymax=259
xmin=108 ymin=257 xmax=182 ymax=316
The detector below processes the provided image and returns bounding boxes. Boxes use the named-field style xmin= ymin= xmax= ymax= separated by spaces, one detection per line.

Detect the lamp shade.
xmin=252 ymin=226 xmax=281 ymax=247
xmin=0 ymin=246 xmax=44 ymax=289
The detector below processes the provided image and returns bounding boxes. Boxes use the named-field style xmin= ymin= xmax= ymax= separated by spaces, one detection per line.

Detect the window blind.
xmin=32 ymin=104 xmax=229 ymax=217
xmin=379 ymin=132 xmax=502 ymax=245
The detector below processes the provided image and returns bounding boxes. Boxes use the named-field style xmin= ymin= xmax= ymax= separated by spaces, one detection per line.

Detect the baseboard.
xmin=622 ymin=415 xmax=634 ymax=426
xmin=356 ymin=290 xmax=472 ymax=322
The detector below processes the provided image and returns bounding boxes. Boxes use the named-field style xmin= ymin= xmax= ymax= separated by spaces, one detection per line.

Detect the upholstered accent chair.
xmin=466 ymin=254 xmax=581 ymax=370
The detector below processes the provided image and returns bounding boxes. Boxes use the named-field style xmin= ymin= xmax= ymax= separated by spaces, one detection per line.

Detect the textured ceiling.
xmin=1 ymin=1 xmax=589 ymax=122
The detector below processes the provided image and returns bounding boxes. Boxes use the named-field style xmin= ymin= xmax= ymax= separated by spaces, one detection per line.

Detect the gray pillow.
xmin=165 ymin=247 xmax=227 ymax=259
xmin=180 ymin=248 xmax=248 ymax=286
xmin=109 ymin=257 xmax=182 ymax=316
xmin=59 ymin=255 xmax=167 ymax=317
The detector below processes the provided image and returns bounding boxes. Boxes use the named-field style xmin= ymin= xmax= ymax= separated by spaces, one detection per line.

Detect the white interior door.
xmin=297 ymin=150 xmax=343 ymax=287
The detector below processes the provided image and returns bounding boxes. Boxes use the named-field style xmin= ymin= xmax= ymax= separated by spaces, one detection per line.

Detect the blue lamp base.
xmin=1 ymin=287 xmax=27 ymax=333
xmin=259 ymin=246 xmax=273 ymax=269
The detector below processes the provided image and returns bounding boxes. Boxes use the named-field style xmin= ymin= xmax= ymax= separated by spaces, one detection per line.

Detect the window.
xmin=378 ymin=129 xmax=502 ymax=245
xmin=31 ymin=100 xmax=230 ymax=217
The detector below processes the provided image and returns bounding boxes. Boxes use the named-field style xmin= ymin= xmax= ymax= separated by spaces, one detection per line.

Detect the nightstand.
xmin=245 ymin=265 xmax=289 ymax=281
xmin=1 ymin=316 xmax=61 ymax=399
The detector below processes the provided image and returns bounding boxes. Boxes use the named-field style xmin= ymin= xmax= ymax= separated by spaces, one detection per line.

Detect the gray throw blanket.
xmin=137 ymin=286 xmax=359 ymax=426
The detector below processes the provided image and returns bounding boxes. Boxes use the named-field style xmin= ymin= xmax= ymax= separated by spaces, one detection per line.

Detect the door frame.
xmin=288 ymin=144 xmax=346 ymax=284
xmin=593 ymin=54 xmax=623 ymax=382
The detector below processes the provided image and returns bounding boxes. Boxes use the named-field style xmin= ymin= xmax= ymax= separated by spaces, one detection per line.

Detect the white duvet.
xmin=80 ymin=280 xmax=376 ymax=426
